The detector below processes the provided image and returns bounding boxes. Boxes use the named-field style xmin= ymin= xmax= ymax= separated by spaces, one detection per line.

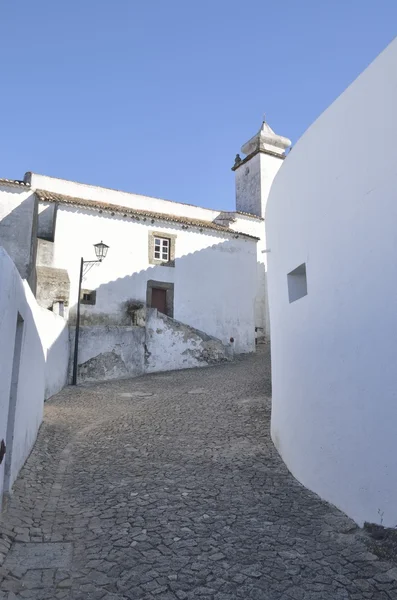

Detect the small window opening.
xmin=154 ymin=237 xmax=170 ymax=262
xmin=81 ymin=290 xmax=96 ymax=305
xmin=287 ymin=263 xmax=307 ymax=303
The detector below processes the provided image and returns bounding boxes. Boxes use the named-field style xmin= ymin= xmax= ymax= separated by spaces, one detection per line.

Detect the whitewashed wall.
xmin=36 ymin=307 xmax=69 ymax=400
xmin=266 ymin=37 xmax=397 ymax=527
xmin=69 ymin=309 xmax=232 ymax=384
xmin=44 ymin=206 xmax=257 ymax=354
xmin=231 ymin=214 xmax=267 ymax=336
xmin=69 ymin=325 xmax=145 ymax=383
xmin=29 ymin=172 xmax=270 ymax=338
xmin=233 ymin=154 xmax=285 ymax=337
xmin=0 ymin=185 xmax=37 ymax=290
xmin=0 ymin=247 xmax=70 ymax=507
xmin=0 ymin=248 xmax=44 ymax=507
xmin=145 ymin=309 xmax=232 ymax=373
xmin=235 ymin=152 xmax=282 ymax=219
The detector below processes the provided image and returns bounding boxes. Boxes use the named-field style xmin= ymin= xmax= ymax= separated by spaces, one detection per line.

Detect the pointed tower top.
xmin=241 ymin=118 xmax=291 ymax=157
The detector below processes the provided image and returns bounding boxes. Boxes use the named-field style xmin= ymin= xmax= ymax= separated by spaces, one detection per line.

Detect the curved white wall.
xmin=0 ymin=248 xmax=45 ymax=505
xmin=0 ymin=247 xmax=70 ymax=507
xmin=266 ymin=37 xmax=397 ymax=527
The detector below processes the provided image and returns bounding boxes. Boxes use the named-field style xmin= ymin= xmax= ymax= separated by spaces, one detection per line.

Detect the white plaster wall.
xmin=29 ymin=173 xmax=221 ymax=222
xmin=47 ymin=206 xmax=256 ymax=354
xmin=0 ymin=248 xmax=45 ymax=505
xmin=69 ymin=310 xmax=231 ymax=384
xmin=69 ymin=326 xmax=146 ymax=383
xmin=145 ymin=310 xmax=231 ymax=373
xmin=235 ymin=154 xmax=263 ymax=217
xmin=234 ymin=152 xmax=284 ymax=338
xmin=266 ymin=37 xmax=397 ymax=527
xmin=36 ymin=307 xmax=69 ymax=399
xmin=235 ymin=153 xmax=283 ymax=219
xmin=0 ymin=186 xmax=37 ymax=281
xmin=231 ymin=214 xmax=268 ymax=335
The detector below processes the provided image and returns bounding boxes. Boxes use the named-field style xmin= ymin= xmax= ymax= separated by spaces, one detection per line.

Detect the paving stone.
xmin=4 ymin=543 xmax=73 ymax=570
xmin=1 ymin=346 xmax=397 ymax=599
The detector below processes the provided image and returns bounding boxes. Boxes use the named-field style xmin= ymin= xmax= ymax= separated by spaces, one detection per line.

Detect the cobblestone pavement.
xmin=1 ymin=346 xmax=397 ymax=599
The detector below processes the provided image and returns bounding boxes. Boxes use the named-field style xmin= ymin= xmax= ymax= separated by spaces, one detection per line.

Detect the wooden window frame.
xmin=148 ymin=231 xmax=176 ymax=267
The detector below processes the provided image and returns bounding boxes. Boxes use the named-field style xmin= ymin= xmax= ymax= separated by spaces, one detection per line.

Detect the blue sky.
xmin=1 ymin=1 xmax=395 ymax=210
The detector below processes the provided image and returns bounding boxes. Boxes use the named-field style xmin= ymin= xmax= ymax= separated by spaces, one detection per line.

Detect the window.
xmin=287 ymin=263 xmax=307 ymax=303
xmin=81 ymin=289 xmax=96 ymax=305
xmin=149 ymin=232 xmax=176 ymax=267
xmin=154 ymin=237 xmax=170 ymax=262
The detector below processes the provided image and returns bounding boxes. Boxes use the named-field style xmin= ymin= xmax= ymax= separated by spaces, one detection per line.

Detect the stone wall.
xmin=68 ymin=326 xmax=145 ymax=384
xmin=36 ymin=265 xmax=70 ymax=312
xmin=145 ymin=310 xmax=232 ymax=373
xmin=69 ymin=309 xmax=232 ymax=384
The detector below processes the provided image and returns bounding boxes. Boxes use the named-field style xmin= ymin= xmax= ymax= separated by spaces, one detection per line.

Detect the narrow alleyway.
xmin=1 ymin=346 xmax=397 ymax=600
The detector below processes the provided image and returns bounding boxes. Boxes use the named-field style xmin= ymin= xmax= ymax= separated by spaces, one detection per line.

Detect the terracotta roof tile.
xmin=0 ymin=178 xmax=30 ymax=188
xmin=35 ymin=190 xmax=259 ymax=240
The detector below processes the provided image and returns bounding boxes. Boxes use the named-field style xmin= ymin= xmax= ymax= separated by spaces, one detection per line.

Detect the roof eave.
xmin=35 ymin=190 xmax=259 ymax=242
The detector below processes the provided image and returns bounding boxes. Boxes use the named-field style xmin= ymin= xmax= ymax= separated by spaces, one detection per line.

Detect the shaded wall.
xmin=0 ymin=248 xmax=45 ymax=507
xmin=69 ymin=309 xmax=232 ymax=384
xmin=0 ymin=187 xmax=38 ymax=293
xmin=266 ymin=38 xmax=397 ymax=527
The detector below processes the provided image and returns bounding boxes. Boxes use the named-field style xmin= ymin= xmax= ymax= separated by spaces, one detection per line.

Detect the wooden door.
xmin=151 ymin=288 xmax=167 ymax=314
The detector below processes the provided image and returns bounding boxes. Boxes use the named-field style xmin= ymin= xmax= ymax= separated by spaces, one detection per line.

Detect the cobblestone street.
xmin=1 ymin=346 xmax=397 ymax=599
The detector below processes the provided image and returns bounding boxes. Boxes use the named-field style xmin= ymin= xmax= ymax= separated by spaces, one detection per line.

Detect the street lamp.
xmin=72 ymin=241 xmax=110 ymax=385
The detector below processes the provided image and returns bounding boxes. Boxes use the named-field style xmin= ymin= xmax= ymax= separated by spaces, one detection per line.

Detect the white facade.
xmin=267 ymin=37 xmax=397 ymax=527
xmin=32 ymin=174 xmax=258 ymax=354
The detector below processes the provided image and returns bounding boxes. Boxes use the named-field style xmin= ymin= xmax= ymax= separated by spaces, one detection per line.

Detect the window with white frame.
xmin=149 ymin=231 xmax=176 ymax=267
xmin=154 ymin=237 xmax=170 ymax=262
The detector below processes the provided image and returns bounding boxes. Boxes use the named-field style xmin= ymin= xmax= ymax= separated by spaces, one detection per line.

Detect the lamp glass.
xmin=93 ymin=241 xmax=109 ymax=260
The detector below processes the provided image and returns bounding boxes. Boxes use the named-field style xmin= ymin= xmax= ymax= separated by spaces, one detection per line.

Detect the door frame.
xmin=146 ymin=280 xmax=174 ymax=318
xmin=2 ymin=313 xmax=24 ymax=504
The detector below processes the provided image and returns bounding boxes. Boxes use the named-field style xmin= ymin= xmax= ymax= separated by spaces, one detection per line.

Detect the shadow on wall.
xmin=67 ymin=238 xmax=258 ymax=382
xmin=0 ymin=248 xmax=45 ymax=507
xmin=0 ymin=191 xmax=38 ymax=293
xmin=71 ymin=237 xmax=258 ymax=354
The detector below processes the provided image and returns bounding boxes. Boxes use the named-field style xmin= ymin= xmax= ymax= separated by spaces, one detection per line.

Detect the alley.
xmin=1 ymin=347 xmax=397 ymax=600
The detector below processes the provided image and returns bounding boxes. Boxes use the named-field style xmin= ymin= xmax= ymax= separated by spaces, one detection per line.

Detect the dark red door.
xmin=151 ymin=288 xmax=167 ymax=314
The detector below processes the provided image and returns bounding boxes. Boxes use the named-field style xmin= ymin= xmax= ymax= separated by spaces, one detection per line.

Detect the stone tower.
xmin=232 ymin=118 xmax=291 ymax=340
xmin=233 ymin=118 xmax=291 ymax=218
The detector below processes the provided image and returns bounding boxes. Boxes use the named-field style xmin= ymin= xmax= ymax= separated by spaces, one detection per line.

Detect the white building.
xmin=266 ymin=37 xmax=397 ymax=527
xmin=32 ymin=172 xmax=257 ymax=354
xmin=0 ymin=122 xmax=291 ymax=383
